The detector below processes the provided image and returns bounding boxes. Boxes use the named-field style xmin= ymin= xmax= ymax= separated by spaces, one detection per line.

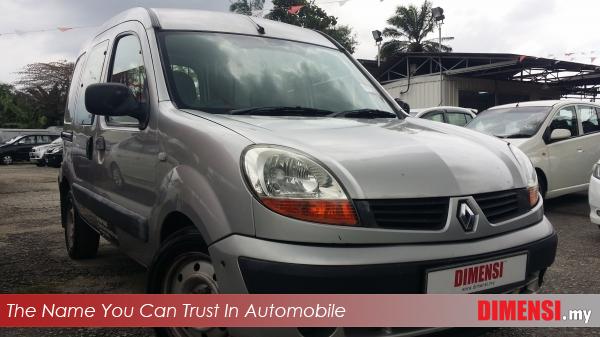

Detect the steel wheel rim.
xmin=2 ymin=156 xmax=12 ymax=165
xmin=163 ymin=253 xmax=226 ymax=337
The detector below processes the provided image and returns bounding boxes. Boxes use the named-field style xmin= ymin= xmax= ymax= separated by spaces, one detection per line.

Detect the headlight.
xmin=593 ymin=163 xmax=600 ymax=179
xmin=242 ymin=146 xmax=357 ymax=226
xmin=510 ymin=145 xmax=539 ymax=207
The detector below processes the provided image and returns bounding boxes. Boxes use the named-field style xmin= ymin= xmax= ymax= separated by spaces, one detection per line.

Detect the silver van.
xmin=59 ymin=8 xmax=557 ymax=337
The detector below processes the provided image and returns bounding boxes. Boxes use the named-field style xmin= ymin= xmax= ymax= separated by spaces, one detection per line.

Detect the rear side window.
xmin=64 ymin=53 xmax=85 ymax=124
xmin=423 ymin=111 xmax=444 ymax=122
xmin=446 ymin=112 xmax=468 ymax=126
xmin=580 ymin=106 xmax=600 ymax=134
xmin=107 ymin=34 xmax=147 ymax=126
xmin=36 ymin=135 xmax=52 ymax=143
xmin=74 ymin=41 xmax=109 ymax=125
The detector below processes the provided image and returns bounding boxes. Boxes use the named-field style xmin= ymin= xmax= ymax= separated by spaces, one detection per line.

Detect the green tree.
xmin=381 ymin=0 xmax=452 ymax=59
xmin=230 ymin=0 xmax=357 ymax=53
xmin=0 ymin=84 xmax=23 ymax=127
xmin=14 ymin=60 xmax=74 ymax=127
xmin=229 ymin=0 xmax=265 ymax=16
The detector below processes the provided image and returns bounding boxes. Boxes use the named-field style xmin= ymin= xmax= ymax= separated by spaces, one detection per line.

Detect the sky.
xmin=1 ymin=0 xmax=600 ymax=83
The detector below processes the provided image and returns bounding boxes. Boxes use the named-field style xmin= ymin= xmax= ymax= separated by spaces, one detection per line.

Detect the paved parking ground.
xmin=1 ymin=165 xmax=599 ymax=336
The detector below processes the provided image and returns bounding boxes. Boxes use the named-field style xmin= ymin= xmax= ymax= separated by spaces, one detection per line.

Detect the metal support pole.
xmin=439 ymin=22 xmax=443 ymax=105
xmin=377 ymin=42 xmax=381 ymax=67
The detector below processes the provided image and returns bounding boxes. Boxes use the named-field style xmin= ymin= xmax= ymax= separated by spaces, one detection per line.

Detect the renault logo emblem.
xmin=457 ymin=201 xmax=477 ymax=232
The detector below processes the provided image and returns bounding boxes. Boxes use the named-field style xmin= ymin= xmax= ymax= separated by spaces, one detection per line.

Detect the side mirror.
xmin=85 ymin=83 xmax=145 ymax=121
xmin=549 ymin=128 xmax=571 ymax=141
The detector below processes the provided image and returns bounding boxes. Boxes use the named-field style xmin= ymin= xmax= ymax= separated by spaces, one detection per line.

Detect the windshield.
xmin=4 ymin=136 xmax=21 ymax=144
xmin=159 ymin=32 xmax=395 ymax=115
xmin=466 ymin=106 xmax=552 ymax=138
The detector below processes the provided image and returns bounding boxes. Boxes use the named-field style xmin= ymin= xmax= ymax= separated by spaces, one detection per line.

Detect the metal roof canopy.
xmin=359 ymin=52 xmax=600 ymax=100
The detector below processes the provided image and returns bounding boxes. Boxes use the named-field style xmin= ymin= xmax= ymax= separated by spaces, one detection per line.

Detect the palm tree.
xmin=381 ymin=0 xmax=453 ymax=59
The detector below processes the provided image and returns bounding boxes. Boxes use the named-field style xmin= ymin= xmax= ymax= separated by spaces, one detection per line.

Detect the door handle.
xmin=577 ymin=148 xmax=584 ymax=153
xmin=61 ymin=131 xmax=73 ymax=142
xmin=95 ymin=136 xmax=106 ymax=151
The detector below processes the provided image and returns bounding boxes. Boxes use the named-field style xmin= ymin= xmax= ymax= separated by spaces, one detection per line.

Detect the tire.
xmin=2 ymin=155 xmax=13 ymax=165
xmin=36 ymin=159 xmax=46 ymax=167
xmin=148 ymin=229 xmax=227 ymax=337
xmin=538 ymin=176 xmax=547 ymax=200
xmin=63 ymin=191 xmax=100 ymax=259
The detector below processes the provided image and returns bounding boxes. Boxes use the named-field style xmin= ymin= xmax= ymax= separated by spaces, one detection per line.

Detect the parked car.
xmin=0 ymin=134 xmax=59 ymax=165
xmin=410 ymin=106 xmax=477 ymax=126
xmin=468 ymin=100 xmax=600 ymax=199
xmin=30 ymin=138 xmax=63 ymax=166
xmin=59 ymin=8 xmax=556 ymax=337
xmin=0 ymin=127 xmax=62 ymax=144
xmin=589 ymin=161 xmax=600 ymax=227
xmin=45 ymin=146 xmax=63 ymax=168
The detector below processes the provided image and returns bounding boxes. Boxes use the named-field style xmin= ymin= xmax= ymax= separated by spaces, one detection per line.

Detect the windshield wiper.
xmin=496 ymin=134 xmax=531 ymax=139
xmin=329 ymin=109 xmax=398 ymax=119
xmin=229 ymin=106 xmax=334 ymax=116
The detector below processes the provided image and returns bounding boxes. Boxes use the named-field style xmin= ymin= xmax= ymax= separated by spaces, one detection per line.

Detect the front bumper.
xmin=45 ymin=153 xmax=62 ymax=166
xmin=209 ymin=217 xmax=556 ymax=337
xmin=589 ymin=175 xmax=600 ymax=225
xmin=29 ymin=152 xmax=43 ymax=161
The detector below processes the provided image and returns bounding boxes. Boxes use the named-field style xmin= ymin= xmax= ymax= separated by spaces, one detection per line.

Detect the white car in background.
xmin=29 ymin=138 xmax=62 ymax=166
xmin=409 ymin=106 xmax=477 ymax=127
xmin=590 ymin=162 xmax=600 ymax=227
xmin=468 ymin=100 xmax=600 ymax=199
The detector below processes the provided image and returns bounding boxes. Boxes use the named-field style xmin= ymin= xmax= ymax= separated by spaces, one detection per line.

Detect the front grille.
xmin=474 ymin=188 xmax=530 ymax=223
xmin=356 ymin=197 xmax=449 ymax=230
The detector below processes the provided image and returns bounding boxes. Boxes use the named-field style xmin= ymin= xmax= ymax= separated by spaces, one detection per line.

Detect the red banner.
xmin=0 ymin=294 xmax=594 ymax=327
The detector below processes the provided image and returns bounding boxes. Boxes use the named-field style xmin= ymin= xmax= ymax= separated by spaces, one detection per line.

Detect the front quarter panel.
xmin=148 ymin=103 xmax=255 ymax=262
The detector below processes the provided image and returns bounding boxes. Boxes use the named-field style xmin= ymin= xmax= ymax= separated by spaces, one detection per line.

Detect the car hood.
xmin=194 ymin=112 xmax=526 ymax=199
xmin=32 ymin=144 xmax=53 ymax=151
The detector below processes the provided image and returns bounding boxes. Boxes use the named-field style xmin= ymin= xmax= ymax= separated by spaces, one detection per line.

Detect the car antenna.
xmin=244 ymin=16 xmax=265 ymax=35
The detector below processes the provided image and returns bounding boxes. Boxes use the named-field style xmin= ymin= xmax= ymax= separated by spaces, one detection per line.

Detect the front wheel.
xmin=148 ymin=229 xmax=228 ymax=337
xmin=2 ymin=155 xmax=13 ymax=165
xmin=63 ymin=191 xmax=100 ymax=259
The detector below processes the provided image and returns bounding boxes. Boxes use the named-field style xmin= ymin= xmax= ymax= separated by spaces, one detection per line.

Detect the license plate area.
xmin=426 ymin=253 xmax=528 ymax=294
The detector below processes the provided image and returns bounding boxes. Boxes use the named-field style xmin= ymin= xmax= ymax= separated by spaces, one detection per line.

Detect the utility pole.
xmin=432 ymin=7 xmax=445 ymax=106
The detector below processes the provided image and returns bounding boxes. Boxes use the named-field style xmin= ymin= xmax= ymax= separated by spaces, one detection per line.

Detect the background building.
xmin=360 ymin=52 xmax=600 ymax=112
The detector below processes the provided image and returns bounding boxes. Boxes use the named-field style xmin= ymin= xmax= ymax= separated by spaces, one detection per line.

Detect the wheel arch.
xmin=159 ymin=211 xmax=208 ymax=253
xmin=535 ymin=167 xmax=548 ymax=196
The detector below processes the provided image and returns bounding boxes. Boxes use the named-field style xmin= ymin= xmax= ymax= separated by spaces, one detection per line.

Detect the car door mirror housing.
xmin=549 ymin=128 xmax=571 ymax=141
xmin=85 ymin=83 xmax=145 ymax=121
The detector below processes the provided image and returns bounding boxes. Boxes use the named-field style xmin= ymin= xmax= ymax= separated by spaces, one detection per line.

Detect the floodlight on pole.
xmin=432 ymin=7 xmax=445 ymax=22
xmin=372 ymin=30 xmax=383 ymax=67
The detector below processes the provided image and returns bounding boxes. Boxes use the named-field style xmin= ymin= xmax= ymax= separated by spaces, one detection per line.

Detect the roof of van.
xmin=95 ymin=7 xmax=337 ymax=49
xmin=488 ymin=99 xmax=600 ymax=110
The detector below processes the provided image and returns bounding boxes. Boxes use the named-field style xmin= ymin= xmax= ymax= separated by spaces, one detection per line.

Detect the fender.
xmin=147 ymin=163 xmax=255 ymax=265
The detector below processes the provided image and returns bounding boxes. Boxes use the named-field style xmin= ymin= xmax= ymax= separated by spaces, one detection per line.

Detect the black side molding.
xmin=72 ymin=183 xmax=149 ymax=242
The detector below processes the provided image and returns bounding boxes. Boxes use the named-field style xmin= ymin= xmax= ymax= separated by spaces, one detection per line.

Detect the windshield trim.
xmin=467 ymin=106 xmax=552 ymax=138
xmin=156 ymin=30 xmax=403 ymax=118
